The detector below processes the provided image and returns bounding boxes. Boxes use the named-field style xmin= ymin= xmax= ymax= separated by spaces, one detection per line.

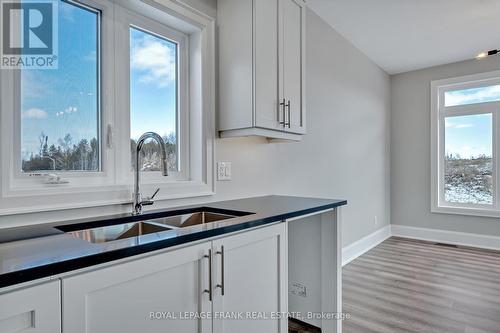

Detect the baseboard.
xmin=391 ymin=224 xmax=500 ymax=251
xmin=341 ymin=224 xmax=500 ymax=266
xmin=342 ymin=225 xmax=391 ymax=266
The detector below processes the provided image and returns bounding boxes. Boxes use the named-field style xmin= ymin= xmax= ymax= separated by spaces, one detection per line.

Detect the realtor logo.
xmin=1 ymin=0 xmax=58 ymax=69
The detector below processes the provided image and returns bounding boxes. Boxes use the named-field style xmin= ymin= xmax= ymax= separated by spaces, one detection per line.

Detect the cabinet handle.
xmin=203 ymin=249 xmax=212 ymax=301
xmin=286 ymin=100 xmax=291 ymax=128
xmin=216 ymin=246 xmax=225 ymax=296
xmin=279 ymin=99 xmax=286 ymax=127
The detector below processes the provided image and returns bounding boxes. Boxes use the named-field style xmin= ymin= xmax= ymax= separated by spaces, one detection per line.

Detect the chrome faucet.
xmin=133 ymin=132 xmax=169 ymax=215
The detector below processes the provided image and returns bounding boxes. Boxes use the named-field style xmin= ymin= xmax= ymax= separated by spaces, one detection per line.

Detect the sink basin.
xmin=67 ymin=222 xmax=171 ymax=244
xmin=146 ymin=211 xmax=236 ymax=228
xmin=58 ymin=207 xmax=254 ymax=244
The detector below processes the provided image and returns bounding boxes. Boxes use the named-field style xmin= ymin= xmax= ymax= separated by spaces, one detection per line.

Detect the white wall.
xmin=391 ymin=56 xmax=500 ymax=236
xmin=288 ymin=214 xmax=322 ymax=327
xmin=176 ymin=0 xmax=217 ymax=18
xmin=0 ymin=3 xmax=391 ymax=248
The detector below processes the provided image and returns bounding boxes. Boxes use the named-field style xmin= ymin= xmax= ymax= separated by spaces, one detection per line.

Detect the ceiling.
xmin=307 ymin=0 xmax=500 ymax=74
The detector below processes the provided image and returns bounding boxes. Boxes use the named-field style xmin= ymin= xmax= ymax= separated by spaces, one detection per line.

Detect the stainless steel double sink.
xmin=57 ymin=209 xmax=252 ymax=244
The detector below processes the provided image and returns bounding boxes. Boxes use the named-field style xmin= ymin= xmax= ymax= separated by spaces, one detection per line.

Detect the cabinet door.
xmin=63 ymin=242 xmax=212 ymax=333
xmin=281 ymin=0 xmax=306 ymax=134
xmin=0 ymin=280 xmax=61 ymax=333
xmin=212 ymin=223 xmax=288 ymax=333
xmin=254 ymin=0 xmax=282 ymax=130
xmin=218 ymin=0 xmax=254 ymax=131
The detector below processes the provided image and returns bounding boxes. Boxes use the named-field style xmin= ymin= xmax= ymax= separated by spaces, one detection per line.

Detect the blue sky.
xmin=445 ymin=85 xmax=500 ymax=107
xmin=130 ymin=28 xmax=177 ymax=140
xmin=445 ymin=113 xmax=492 ymax=159
xmin=444 ymin=85 xmax=500 ymax=159
xmin=21 ymin=1 xmax=98 ymax=159
xmin=21 ymin=1 xmax=177 ymax=160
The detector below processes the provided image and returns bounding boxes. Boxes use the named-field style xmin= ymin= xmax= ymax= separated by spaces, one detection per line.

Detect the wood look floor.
xmin=342 ymin=237 xmax=500 ymax=333
xmin=289 ymin=318 xmax=321 ymax=333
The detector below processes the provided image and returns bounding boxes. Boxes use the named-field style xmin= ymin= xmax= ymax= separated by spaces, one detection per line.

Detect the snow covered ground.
xmin=444 ymin=158 xmax=492 ymax=205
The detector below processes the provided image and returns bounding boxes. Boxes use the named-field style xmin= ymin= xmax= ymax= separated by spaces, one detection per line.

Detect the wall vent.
xmin=434 ymin=242 xmax=458 ymax=248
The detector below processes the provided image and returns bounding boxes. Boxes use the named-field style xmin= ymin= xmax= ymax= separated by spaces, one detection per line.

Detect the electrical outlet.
xmin=217 ymin=162 xmax=232 ymax=181
xmin=289 ymin=282 xmax=307 ymax=298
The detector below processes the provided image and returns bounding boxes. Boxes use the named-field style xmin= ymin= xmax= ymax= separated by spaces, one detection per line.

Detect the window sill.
xmin=431 ymin=204 xmax=500 ymax=219
xmin=0 ymin=180 xmax=214 ymax=216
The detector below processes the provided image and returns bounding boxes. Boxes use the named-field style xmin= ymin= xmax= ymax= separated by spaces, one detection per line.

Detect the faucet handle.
xmin=150 ymin=188 xmax=160 ymax=200
xmin=142 ymin=188 xmax=160 ymax=206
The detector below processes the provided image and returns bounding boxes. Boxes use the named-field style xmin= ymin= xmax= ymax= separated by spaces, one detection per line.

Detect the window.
xmin=129 ymin=27 xmax=178 ymax=172
xmin=444 ymin=114 xmax=492 ymax=205
xmin=432 ymin=71 xmax=500 ymax=216
xmin=445 ymin=85 xmax=500 ymax=107
xmin=21 ymin=1 xmax=100 ymax=172
xmin=117 ymin=6 xmax=190 ymax=185
xmin=0 ymin=0 xmax=215 ymax=215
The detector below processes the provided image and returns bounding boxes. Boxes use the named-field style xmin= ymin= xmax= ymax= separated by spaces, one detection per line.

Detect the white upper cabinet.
xmin=254 ymin=0 xmax=281 ymax=131
xmin=281 ymin=0 xmax=306 ymax=134
xmin=218 ymin=0 xmax=306 ymax=140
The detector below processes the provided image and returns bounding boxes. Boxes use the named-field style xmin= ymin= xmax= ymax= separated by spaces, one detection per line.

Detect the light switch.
xmin=217 ymin=162 xmax=231 ymax=181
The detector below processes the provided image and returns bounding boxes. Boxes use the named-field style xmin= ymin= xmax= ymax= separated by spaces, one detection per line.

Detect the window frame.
xmin=431 ymin=70 xmax=500 ymax=217
xmin=1 ymin=0 xmax=115 ymax=192
xmin=0 ymin=0 xmax=216 ymax=216
xmin=114 ymin=5 xmax=190 ymax=185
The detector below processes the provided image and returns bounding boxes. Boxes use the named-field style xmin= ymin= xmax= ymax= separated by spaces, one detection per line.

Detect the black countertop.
xmin=0 ymin=195 xmax=346 ymax=289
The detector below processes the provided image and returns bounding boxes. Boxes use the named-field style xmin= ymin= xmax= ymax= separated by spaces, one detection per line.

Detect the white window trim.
xmin=0 ymin=0 xmax=216 ymax=215
xmin=431 ymin=70 xmax=500 ymax=218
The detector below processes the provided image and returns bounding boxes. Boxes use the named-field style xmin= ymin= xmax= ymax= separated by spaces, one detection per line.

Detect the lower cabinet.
xmin=62 ymin=241 xmax=213 ymax=333
xmin=212 ymin=223 xmax=288 ymax=333
xmin=62 ymin=223 xmax=287 ymax=333
xmin=0 ymin=280 xmax=61 ymax=333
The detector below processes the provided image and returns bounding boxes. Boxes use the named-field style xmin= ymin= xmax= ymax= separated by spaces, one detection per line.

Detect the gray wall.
xmin=391 ymin=56 xmax=500 ymax=236
xmin=276 ymin=9 xmax=391 ymax=246
xmin=0 ymin=3 xmax=391 ymax=248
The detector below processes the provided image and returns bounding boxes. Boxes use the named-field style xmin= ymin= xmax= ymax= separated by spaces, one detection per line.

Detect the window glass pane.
xmin=445 ymin=85 xmax=500 ymax=107
xmin=444 ymin=114 xmax=493 ymax=205
xmin=21 ymin=1 xmax=100 ymax=172
xmin=130 ymin=27 xmax=178 ymax=172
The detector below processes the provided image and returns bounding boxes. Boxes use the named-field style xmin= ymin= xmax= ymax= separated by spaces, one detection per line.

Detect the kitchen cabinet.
xmin=62 ymin=223 xmax=287 ymax=333
xmin=62 ymin=242 xmax=213 ymax=333
xmin=281 ymin=0 xmax=306 ymax=134
xmin=212 ymin=223 xmax=288 ymax=333
xmin=0 ymin=280 xmax=61 ymax=333
xmin=218 ymin=0 xmax=306 ymax=140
